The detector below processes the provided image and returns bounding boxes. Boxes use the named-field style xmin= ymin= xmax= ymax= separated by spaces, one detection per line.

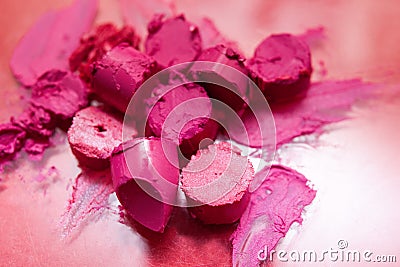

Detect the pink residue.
xmin=59 ymin=168 xmax=114 ymax=239
xmin=238 ymin=79 xmax=381 ymax=148
xmin=231 ymin=165 xmax=316 ymax=266
xmin=10 ymin=0 xmax=98 ymax=86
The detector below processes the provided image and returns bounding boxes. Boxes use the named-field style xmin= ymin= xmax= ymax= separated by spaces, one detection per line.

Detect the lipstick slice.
xmin=193 ymin=44 xmax=250 ymax=114
xmin=181 ymin=142 xmax=254 ymax=224
xmin=247 ymin=34 xmax=312 ymax=102
xmin=69 ymin=23 xmax=141 ymax=85
xmin=110 ymin=137 xmax=180 ymax=232
xmin=145 ymin=14 xmax=202 ymax=68
xmin=145 ymin=74 xmax=219 ymax=160
xmin=92 ymin=44 xmax=158 ymax=113
xmin=30 ymin=70 xmax=88 ymax=122
xmin=68 ymin=106 xmax=123 ymax=170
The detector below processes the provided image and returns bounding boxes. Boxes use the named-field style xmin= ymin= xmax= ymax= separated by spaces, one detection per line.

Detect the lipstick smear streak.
xmin=231 ymin=165 xmax=316 ymax=266
xmin=60 ymin=169 xmax=114 ymax=238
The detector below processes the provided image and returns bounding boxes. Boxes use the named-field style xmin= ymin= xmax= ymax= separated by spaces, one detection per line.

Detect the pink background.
xmin=1 ymin=0 xmax=399 ymax=266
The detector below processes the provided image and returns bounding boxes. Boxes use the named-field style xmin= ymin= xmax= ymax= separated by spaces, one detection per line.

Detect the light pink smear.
xmin=240 ymin=79 xmax=381 ymax=148
xmin=10 ymin=0 xmax=98 ymax=86
xmin=296 ymin=26 xmax=326 ymax=48
xmin=119 ymin=0 xmax=175 ymax=37
xmin=60 ymin=168 xmax=114 ymax=239
xmin=231 ymin=165 xmax=316 ymax=267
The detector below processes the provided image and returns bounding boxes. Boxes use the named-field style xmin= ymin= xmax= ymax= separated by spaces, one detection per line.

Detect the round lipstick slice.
xmin=194 ymin=44 xmax=250 ymax=114
xmin=145 ymin=14 xmax=202 ymax=68
xmin=92 ymin=44 xmax=158 ymax=113
xmin=68 ymin=106 xmax=123 ymax=170
xmin=247 ymin=34 xmax=312 ymax=102
xmin=110 ymin=137 xmax=180 ymax=232
xmin=181 ymin=142 xmax=254 ymax=224
xmin=145 ymin=75 xmax=219 ymax=161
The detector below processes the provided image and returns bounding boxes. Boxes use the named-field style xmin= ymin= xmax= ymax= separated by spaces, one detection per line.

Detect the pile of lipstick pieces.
xmin=1 ymin=14 xmax=312 ymax=232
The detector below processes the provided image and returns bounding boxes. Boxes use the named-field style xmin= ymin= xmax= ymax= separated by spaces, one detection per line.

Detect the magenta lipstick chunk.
xmin=0 ymin=124 xmax=26 ymax=162
xmin=110 ymin=137 xmax=180 ymax=232
xmin=69 ymin=23 xmax=141 ymax=85
xmin=145 ymin=14 xmax=202 ymax=68
xmin=92 ymin=44 xmax=158 ymax=113
xmin=145 ymin=76 xmax=219 ymax=160
xmin=247 ymin=34 xmax=312 ymax=102
xmin=194 ymin=44 xmax=250 ymax=113
xmin=30 ymin=70 xmax=89 ymax=121
xmin=12 ymin=106 xmax=55 ymax=138
xmin=68 ymin=106 xmax=123 ymax=170
xmin=181 ymin=142 xmax=254 ymax=224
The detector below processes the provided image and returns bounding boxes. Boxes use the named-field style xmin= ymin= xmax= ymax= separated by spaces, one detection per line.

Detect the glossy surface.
xmin=1 ymin=0 xmax=400 ymax=266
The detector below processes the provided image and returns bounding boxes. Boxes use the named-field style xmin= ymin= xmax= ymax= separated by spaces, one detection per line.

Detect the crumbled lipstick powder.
xmin=10 ymin=0 xmax=98 ymax=86
xmin=60 ymin=168 xmax=114 ymax=238
xmin=231 ymin=165 xmax=316 ymax=266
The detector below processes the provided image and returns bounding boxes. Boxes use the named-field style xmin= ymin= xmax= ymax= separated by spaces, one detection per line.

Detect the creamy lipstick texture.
xmin=2 ymin=0 xmax=394 ymax=266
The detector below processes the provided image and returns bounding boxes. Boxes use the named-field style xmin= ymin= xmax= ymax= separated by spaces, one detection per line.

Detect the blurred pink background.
xmin=1 ymin=0 xmax=399 ymax=266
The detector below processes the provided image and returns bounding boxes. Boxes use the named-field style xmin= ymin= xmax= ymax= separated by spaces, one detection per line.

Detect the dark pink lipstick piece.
xmin=110 ymin=137 xmax=180 ymax=232
xmin=145 ymin=74 xmax=219 ymax=160
xmin=92 ymin=44 xmax=158 ymax=113
xmin=68 ymin=106 xmax=123 ymax=170
xmin=69 ymin=23 xmax=141 ymax=85
xmin=0 ymin=124 xmax=26 ymax=164
xmin=247 ymin=34 xmax=312 ymax=102
xmin=145 ymin=14 xmax=202 ymax=68
xmin=181 ymin=142 xmax=254 ymax=224
xmin=30 ymin=70 xmax=88 ymax=123
xmin=194 ymin=44 xmax=250 ymax=114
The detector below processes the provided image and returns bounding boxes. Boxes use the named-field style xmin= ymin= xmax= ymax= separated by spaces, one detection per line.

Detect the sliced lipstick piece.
xmin=92 ymin=44 xmax=158 ymax=113
xmin=69 ymin=23 xmax=141 ymax=85
xmin=30 ymin=70 xmax=89 ymax=122
xmin=193 ymin=44 xmax=250 ymax=114
xmin=110 ymin=137 xmax=180 ymax=232
xmin=145 ymin=73 xmax=219 ymax=160
xmin=181 ymin=142 xmax=254 ymax=224
xmin=247 ymin=34 xmax=312 ymax=102
xmin=145 ymin=14 xmax=202 ymax=68
xmin=68 ymin=106 xmax=123 ymax=170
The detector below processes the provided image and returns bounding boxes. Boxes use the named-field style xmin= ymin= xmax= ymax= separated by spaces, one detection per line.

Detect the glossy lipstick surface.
xmin=110 ymin=137 xmax=180 ymax=232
